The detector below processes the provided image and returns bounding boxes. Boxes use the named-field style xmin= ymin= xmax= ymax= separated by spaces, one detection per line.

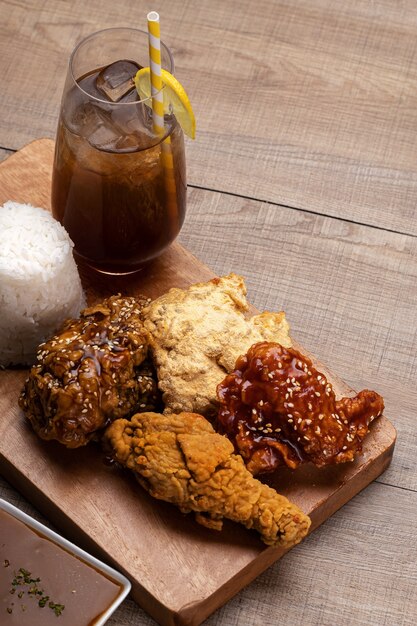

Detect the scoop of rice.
xmin=0 ymin=201 xmax=85 ymax=366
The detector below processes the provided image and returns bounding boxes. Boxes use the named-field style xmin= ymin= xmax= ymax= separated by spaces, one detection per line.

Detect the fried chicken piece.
xmin=19 ymin=295 xmax=160 ymax=448
xmin=104 ymin=411 xmax=311 ymax=547
xmin=217 ymin=342 xmax=384 ymax=475
xmin=144 ymin=274 xmax=292 ymax=416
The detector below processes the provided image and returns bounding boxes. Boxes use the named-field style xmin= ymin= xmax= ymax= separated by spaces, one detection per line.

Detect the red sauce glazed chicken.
xmin=216 ymin=342 xmax=384 ymax=475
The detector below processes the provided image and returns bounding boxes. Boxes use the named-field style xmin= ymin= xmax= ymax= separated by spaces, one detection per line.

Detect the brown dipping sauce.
xmin=0 ymin=509 xmax=122 ymax=625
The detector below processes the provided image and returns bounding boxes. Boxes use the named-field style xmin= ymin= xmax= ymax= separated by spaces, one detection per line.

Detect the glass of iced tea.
xmin=52 ymin=27 xmax=186 ymax=275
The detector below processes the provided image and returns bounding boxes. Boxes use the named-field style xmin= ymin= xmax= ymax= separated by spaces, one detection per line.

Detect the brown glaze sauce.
xmin=217 ymin=342 xmax=384 ymax=475
xmin=0 ymin=509 xmax=123 ymax=625
xmin=19 ymin=296 xmax=158 ymax=448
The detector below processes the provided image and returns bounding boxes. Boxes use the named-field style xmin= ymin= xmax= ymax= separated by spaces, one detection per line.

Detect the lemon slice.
xmin=134 ymin=67 xmax=196 ymax=139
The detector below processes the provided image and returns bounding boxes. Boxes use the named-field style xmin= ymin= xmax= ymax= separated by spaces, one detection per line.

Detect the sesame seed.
xmin=305 ymin=419 xmax=312 ymax=425
xmin=342 ymin=446 xmax=347 ymax=451
xmin=315 ymin=391 xmax=321 ymax=397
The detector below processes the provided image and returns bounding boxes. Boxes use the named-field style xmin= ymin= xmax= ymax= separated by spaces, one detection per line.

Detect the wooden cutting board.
xmin=0 ymin=139 xmax=396 ymax=626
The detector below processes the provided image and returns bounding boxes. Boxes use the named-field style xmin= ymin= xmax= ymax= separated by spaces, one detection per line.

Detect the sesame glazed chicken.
xmin=217 ymin=342 xmax=384 ymax=475
xmin=104 ymin=411 xmax=311 ymax=547
xmin=19 ymin=295 xmax=161 ymax=448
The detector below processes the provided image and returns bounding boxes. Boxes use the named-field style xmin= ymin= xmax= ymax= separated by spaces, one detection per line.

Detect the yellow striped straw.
xmin=147 ymin=11 xmax=178 ymax=230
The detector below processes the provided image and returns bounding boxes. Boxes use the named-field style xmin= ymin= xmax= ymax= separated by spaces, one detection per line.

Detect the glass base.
xmin=84 ymin=265 xmax=146 ymax=276
xmin=73 ymin=251 xmax=148 ymax=276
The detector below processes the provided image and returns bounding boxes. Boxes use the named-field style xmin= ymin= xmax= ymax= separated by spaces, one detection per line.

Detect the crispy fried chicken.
xmin=19 ymin=295 xmax=161 ymax=447
xmin=144 ymin=274 xmax=292 ymax=416
xmin=104 ymin=411 xmax=311 ymax=547
xmin=217 ymin=342 xmax=384 ymax=474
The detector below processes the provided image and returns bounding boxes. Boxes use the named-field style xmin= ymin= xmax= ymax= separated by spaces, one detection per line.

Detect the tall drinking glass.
xmin=51 ymin=28 xmax=186 ymax=275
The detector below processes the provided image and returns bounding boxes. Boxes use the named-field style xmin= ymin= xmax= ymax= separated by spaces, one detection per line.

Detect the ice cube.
xmin=77 ymin=102 xmax=121 ymax=150
xmin=96 ymin=60 xmax=141 ymax=102
xmin=77 ymin=102 xmax=151 ymax=154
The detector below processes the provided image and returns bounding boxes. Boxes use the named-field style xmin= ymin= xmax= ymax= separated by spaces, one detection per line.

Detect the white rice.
xmin=0 ymin=201 xmax=85 ymax=366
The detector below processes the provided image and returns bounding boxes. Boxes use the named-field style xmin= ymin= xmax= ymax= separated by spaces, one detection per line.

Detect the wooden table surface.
xmin=0 ymin=1 xmax=416 ymax=625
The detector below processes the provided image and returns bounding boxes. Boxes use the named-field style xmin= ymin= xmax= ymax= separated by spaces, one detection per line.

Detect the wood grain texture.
xmin=0 ymin=148 xmax=13 ymax=163
xmin=0 ymin=140 xmax=399 ymax=626
xmin=0 ymin=383 xmax=395 ymax=626
xmin=1 ymin=0 xmax=417 ymax=233
xmin=179 ymin=186 xmax=417 ymax=492
xmin=206 ymin=482 xmax=417 ymax=626
xmin=3 ymin=477 xmax=415 ymax=626
xmin=1 ymin=1 xmax=416 ymax=621
xmin=2 ymin=477 xmax=415 ymax=626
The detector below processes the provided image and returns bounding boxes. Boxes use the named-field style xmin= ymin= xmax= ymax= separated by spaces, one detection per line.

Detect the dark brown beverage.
xmin=52 ymin=60 xmax=186 ymax=274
